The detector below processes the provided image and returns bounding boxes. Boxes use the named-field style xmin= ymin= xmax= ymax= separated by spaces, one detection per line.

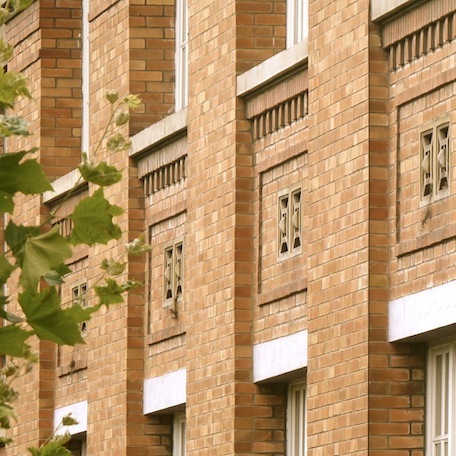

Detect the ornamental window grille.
xmin=420 ymin=121 xmax=450 ymax=201
xmin=164 ymin=240 xmax=184 ymax=310
xmin=72 ymin=282 xmax=88 ymax=337
xmin=278 ymin=188 xmax=302 ymax=256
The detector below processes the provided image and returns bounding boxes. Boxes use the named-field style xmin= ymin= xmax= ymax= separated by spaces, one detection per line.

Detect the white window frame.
xmin=175 ymin=0 xmax=188 ymax=110
xmin=81 ymin=0 xmax=90 ymax=155
xmin=173 ymin=413 xmax=186 ymax=456
xmin=287 ymin=381 xmax=307 ymax=456
xmin=427 ymin=343 xmax=456 ymax=456
xmin=286 ymin=0 xmax=309 ymax=48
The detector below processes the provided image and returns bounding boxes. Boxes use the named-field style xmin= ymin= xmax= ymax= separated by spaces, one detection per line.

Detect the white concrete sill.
xmin=43 ymin=168 xmax=86 ymax=204
xmin=237 ymin=40 xmax=308 ymax=98
xmin=371 ymin=0 xmax=425 ymax=22
xmin=129 ymin=108 xmax=187 ymax=159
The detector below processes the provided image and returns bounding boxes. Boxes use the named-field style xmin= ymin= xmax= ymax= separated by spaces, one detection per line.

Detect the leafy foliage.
xmin=69 ymin=188 xmax=123 ymax=246
xmin=0 ymin=0 xmax=145 ymax=450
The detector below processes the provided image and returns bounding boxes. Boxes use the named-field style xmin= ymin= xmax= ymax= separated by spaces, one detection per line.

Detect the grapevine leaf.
xmin=69 ymin=188 xmax=123 ymax=246
xmin=0 ymin=326 xmax=32 ymax=357
xmin=94 ymin=278 xmax=125 ymax=306
xmin=17 ymin=225 xmax=72 ymax=289
xmin=78 ymin=158 xmax=122 ymax=187
xmin=19 ymin=288 xmax=85 ymax=345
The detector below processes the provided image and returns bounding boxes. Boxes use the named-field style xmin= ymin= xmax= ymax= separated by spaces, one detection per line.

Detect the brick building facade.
xmin=2 ymin=0 xmax=456 ymax=454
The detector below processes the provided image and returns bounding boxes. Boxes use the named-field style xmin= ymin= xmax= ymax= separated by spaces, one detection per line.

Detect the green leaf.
xmin=78 ymin=156 xmax=122 ymax=186
xmin=101 ymin=258 xmax=126 ymax=276
xmin=69 ymin=188 xmax=123 ymax=246
xmin=0 ymin=151 xmax=53 ymax=212
xmin=7 ymin=224 xmax=73 ymax=290
xmin=0 ymin=255 xmax=16 ymax=287
xmin=105 ymin=90 xmax=119 ymax=104
xmin=122 ymin=94 xmax=141 ymax=109
xmin=0 ymin=68 xmax=31 ymax=109
xmin=43 ymin=263 xmax=72 ymax=286
xmin=19 ymin=288 xmax=85 ymax=345
xmin=61 ymin=414 xmax=78 ymax=426
xmin=106 ymin=133 xmax=131 ymax=152
xmin=0 ymin=114 xmax=29 ymax=137
xmin=0 ymin=40 xmax=14 ymax=64
xmin=28 ymin=441 xmax=72 ymax=456
xmin=125 ymin=234 xmax=151 ymax=256
xmin=95 ymin=278 xmax=125 ymax=306
xmin=0 ymin=190 xmax=14 ymax=213
xmin=0 ymin=326 xmax=32 ymax=357
xmin=4 ymin=221 xmax=39 ymax=257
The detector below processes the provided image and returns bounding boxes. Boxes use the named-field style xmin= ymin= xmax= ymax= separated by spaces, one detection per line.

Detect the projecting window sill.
xmin=371 ymin=0 xmax=426 ymax=22
xmin=258 ymin=277 xmax=307 ymax=306
xmin=237 ymin=40 xmax=308 ymax=98
xmin=147 ymin=324 xmax=186 ymax=346
xmin=58 ymin=360 xmax=87 ymax=377
xmin=129 ymin=108 xmax=188 ymax=159
xmin=395 ymin=223 xmax=456 ymax=258
xmin=43 ymin=168 xmax=87 ymax=205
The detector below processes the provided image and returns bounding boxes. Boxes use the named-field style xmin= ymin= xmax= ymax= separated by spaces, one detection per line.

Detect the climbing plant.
xmin=0 ymin=0 xmax=149 ymax=453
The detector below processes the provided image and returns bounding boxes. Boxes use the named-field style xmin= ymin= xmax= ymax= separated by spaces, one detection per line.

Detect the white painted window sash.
xmin=287 ymin=381 xmax=307 ymax=456
xmin=173 ymin=413 xmax=186 ymax=456
xmin=286 ymin=0 xmax=309 ymax=48
xmin=81 ymin=0 xmax=90 ymax=155
xmin=428 ymin=344 xmax=455 ymax=456
xmin=175 ymin=0 xmax=188 ymax=110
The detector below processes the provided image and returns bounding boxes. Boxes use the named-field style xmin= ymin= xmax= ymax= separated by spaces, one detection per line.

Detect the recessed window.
xmin=287 ymin=381 xmax=307 ymax=456
xmin=427 ymin=343 xmax=454 ymax=456
xmin=278 ymin=188 xmax=302 ymax=257
xmin=287 ymin=0 xmax=309 ymax=48
xmin=420 ymin=121 xmax=450 ymax=201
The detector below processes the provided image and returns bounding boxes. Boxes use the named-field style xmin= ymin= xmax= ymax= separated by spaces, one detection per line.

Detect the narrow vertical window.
xmin=291 ymin=189 xmax=302 ymax=250
xmin=164 ymin=240 xmax=184 ymax=311
xmin=421 ymin=130 xmax=434 ymax=198
xmin=175 ymin=0 xmax=188 ymax=110
xmin=81 ymin=0 xmax=90 ymax=155
xmin=72 ymin=283 xmax=88 ymax=337
xmin=288 ymin=382 xmax=307 ymax=456
xmin=437 ymin=123 xmax=449 ymax=193
xmin=279 ymin=194 xmax=289 ymax=254
xmin=428 ymin=344 xmax=453 ymax=456
xmin=287 ymin=0 xmax=309 ymax=48
xmin=173 ymin=414 xmax=186 ymax=456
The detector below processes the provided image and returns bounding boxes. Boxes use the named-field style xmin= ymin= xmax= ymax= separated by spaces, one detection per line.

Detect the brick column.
xmin=307 ymin=0 xmax=371 ymax=454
